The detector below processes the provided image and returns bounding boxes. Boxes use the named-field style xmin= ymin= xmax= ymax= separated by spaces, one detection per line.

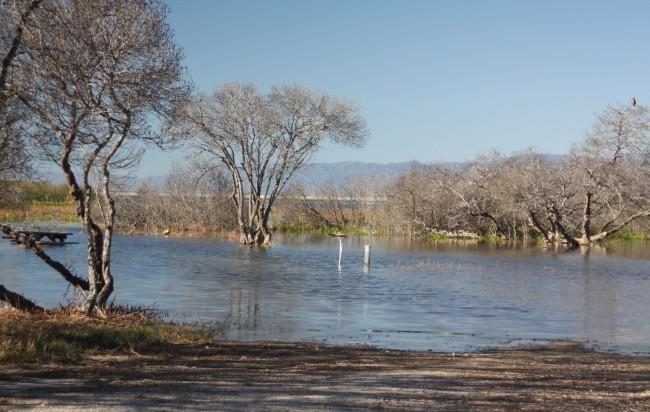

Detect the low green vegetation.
xmin=1 ymin=181 xmax=77 ymax=223
xmin=275 ymin=224 xmax=390 ymax=236
xmin=425 ymin=232 xmax=457 ymax=241
xmin=605 ymin=228 xmax=650 ymax=241
xmin=477 ymin=234 xmax=504 ymax=243
xmin=18 ymin=182 xmax=72 ymax=204
xmin=0 ymin=307 xmax=212 ymax=363
xmin=1 ymin=207 xmax=78 ymax=223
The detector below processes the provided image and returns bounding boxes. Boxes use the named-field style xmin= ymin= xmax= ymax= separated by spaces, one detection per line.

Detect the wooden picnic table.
xmin=2 ymin=230 xmax=74 ymax=244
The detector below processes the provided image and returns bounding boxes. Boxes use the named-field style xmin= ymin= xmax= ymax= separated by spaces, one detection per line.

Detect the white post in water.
xmin=338 ymin=238 xmax=343 ymax=269
xmin=364 ymin=244 xmax=371 ymax=268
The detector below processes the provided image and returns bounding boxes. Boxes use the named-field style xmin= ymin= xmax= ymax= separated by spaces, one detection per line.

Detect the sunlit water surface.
xmin=1 ymin=229 xmax=650 ymax=353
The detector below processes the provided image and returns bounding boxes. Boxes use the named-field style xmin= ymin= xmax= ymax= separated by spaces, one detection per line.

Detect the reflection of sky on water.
xmin=1 ymin=230 xmax=650 ymax=353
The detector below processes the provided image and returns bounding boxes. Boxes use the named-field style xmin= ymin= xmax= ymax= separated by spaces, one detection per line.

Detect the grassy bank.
xmin=1 ymin=181 xmax=77 ymax=223
xmin=3 ymin=198 xmax=649 ymax=243
xmin=607 ymin=227 xmax=650 ymax=241
xmin=1 ymin=203 xmax=77 ymax=223
xmin=0 ymin=307 xmax=212 ymax=363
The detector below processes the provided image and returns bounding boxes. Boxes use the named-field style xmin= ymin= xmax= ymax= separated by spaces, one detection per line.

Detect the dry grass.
xmin=0 ymin=203 xmax=77 ymax=223
xmin=0 ymin=306 xmax=213 ymax=363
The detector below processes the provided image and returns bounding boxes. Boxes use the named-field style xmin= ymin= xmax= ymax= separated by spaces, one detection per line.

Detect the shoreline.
xmin=3 ymin=211 xmax=649 ymax=242
xmin=2 ymin=339 xmax=650 ymax=411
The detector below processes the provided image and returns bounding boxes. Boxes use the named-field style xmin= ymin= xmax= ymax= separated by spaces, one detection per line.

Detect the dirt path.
xmin=1 ymin=341 xmax=650 ymax=411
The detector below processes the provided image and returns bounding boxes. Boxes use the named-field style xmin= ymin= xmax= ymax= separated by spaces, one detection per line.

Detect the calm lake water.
xmin=1 ymin=228 xmax=650 ymax=353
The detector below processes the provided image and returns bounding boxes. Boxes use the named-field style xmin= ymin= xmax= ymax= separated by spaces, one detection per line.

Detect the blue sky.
xmin=137 ymin=0 xmax=650 ymax=176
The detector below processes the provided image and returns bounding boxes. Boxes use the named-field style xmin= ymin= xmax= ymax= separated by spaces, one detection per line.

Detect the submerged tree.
xmin=545 ymin=103 xmax=650 ymax=246
xmin=173 ymin=83 xmax=367 ymax=245
xmin=501 ymin=104 xmax=650 ymax=247
xmin=381 ymin=101 xmax=650 ymax=248
xmin=431 ymin=103 xmax=650 ymax=247
xmin=17 ymin=0 xmax=187 ymax=312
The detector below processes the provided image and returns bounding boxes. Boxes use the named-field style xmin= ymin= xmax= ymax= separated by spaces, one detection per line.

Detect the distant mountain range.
xmin=134 ymin=160 xmax=467 ymax=191
xmin=134 ymin=156 xmax=565 ymax=192
xmin=294 ymin=161 xmax=415 ymax=187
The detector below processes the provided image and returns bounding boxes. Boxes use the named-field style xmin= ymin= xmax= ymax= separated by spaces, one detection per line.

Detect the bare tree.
xmin=0 ymin=284 xmax=43 ymax=311
xmin=506 ymin=105 xmax=650 ymax=247
xmin=18 ymin=0 xmax=187 ymax=312
xmin=444 ymin=104 xmax=650 ymax=248
xmin=0 ymin=0 xmax=42 ymax=105
xmin=0 ymin=0 xmax=96 ymax=312
xmin=569 ymin=104 xmax=650 ymax=244
xmin=173 ymin=83 xmax=367 ymax=245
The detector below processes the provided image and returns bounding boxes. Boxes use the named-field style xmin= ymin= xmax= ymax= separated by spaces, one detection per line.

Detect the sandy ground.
xmin=1 ymin=341 xmax=650 ymax=411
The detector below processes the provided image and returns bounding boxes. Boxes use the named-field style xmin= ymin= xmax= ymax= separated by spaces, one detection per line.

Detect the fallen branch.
xmin=0 ymin=285 xmax=45 ymax=312
xmin=1 ymin=225 xmax=89 ymax=291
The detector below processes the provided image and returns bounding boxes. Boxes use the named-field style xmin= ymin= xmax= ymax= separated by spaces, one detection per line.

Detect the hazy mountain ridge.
xmin=133 ymin=156 xmax=566 ymax=191
xmin=294 ymin=161 xmax=416 ymax=187
xmin=133 ymin=161 xmax=463 ymax=190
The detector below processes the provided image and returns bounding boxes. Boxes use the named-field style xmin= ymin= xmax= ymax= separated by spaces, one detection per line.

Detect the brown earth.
xmin=1 ymin=341 xmax=649 ymax=411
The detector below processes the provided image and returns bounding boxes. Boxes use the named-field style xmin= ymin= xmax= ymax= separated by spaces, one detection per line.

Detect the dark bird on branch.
xmin=630 ymin=97 xmax=637 ymax=107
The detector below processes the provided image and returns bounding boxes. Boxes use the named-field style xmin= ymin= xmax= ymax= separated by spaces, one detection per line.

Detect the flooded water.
xmin=1 ymin=228 xmax=650 ymax=353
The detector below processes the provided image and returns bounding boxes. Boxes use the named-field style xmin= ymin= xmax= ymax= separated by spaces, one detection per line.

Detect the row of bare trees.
xmin=114 ymin=101 xmax=650 ymax=248
xmin=386 ymin=104 xmax=650 ymax=246
xmin=162 ymin=101 xmax=650 ymax=247
xmin=116 ymin=160 xmax=236 ymax=233
xmin=274 ymin=176 xmax=386 ymax=231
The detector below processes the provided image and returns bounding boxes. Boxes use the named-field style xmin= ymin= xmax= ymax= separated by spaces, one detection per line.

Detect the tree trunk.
xmin=95 ymin=163 xmax=117 ymax=308
xmin=233 ymin=190 xmax=273 ymax=246
xmin=549 ymin=209 xmax=579 ymax=248
xmin=1 ymin=225 xmax=89 ymax=290
xmin=261 ymin=230 xmax=272 ymax=245
xmin=589 ymin=211 xmax=650 ymax=243
xmin=527 ymin=212 xmax=552 ymax=246
xmin=257 ymin=223 xmax=272 ymax=246
xmin=230 ymin=174 xmax=255 ymax=245
xmin=0 ymin=0 xmax=43 ymax=108
xmin=579 ymin=193 xmax=593 ymax=246
xmin=258 ymin=206 xmax=272 ymax=245
xmin=83 ymin=182 xmax=105 ymax=311
xmin=60 ymin=141 xmax=104 ymax=309
xmin=478 ymin=211 xmax=507 ymax=238
xmin=95 ymin=231 xmax=114 ymax=307
xmin=0 ymin=285 xmax=44 ymax=312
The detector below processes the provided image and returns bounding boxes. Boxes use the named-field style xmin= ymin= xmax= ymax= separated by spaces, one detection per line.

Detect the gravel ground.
xmin=1 ymin=341 xmax=650 ymax=411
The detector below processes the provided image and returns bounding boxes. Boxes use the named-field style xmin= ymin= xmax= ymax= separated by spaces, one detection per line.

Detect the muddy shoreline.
xmin=1 ymin=340 xmax=650 ymax=411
